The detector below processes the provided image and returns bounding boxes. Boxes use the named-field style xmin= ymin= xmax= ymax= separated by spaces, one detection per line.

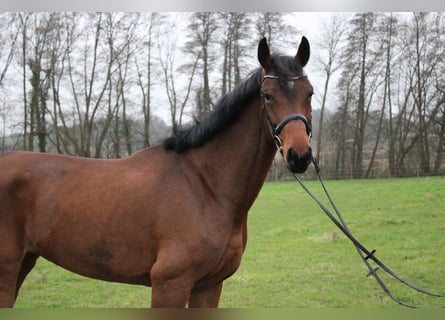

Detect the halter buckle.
xmin=273 ymin=135 xmax=284 ymax=156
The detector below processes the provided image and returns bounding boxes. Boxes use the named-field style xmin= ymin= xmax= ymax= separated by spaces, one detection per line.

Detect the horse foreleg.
xmin=0 ymin=225 xmax=24 ymax=307
xmin=150 ymin=261 xmax=194 ymax=308
xmin=150 ymin=278 xmax=193 ymax=308
xmin=188 ymin=282 xmax=223 ymax=308
xmin=0 ymin=257 xmax=20 ymax=308
xmin=0 ymin=252 xmax=35 ymax=307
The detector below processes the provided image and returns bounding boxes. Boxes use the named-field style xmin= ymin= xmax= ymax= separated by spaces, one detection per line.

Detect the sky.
xmin=285 ymin=12 xmax=333 ymax=43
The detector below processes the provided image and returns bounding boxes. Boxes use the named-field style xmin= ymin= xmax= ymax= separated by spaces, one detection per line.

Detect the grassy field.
xmin=14 ymin=176 xmax=445 ymax=308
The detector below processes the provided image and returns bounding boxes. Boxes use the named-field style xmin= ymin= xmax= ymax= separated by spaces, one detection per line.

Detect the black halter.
xmin=260 ymin=75 xmax=312 ymax=155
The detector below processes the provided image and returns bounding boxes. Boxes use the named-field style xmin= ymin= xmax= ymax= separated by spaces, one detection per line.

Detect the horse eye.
xmin=262 ymin=93 xmax=273 ymax=103
xmin=307 ymin=92 xmax=314 ymax=104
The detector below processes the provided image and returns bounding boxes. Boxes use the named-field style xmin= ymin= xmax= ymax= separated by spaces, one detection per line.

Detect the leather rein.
xmin=293 ymin=157 xmax=445 ymax=308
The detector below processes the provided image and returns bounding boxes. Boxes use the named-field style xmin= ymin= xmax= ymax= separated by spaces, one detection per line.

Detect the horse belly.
xmin=35 ymin=222 xmax=157 ymax=286
xmin=30 ymin=182 xmax=158 ymax=285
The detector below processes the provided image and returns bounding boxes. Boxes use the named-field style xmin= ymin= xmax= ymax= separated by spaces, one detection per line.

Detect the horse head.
xmin=258 ymin=37 xmax=313 ymax=174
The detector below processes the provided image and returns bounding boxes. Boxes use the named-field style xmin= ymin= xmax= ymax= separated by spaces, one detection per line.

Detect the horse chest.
xmin=221 ymin=242 xmax=244 ymax=277
xmin=205 ymin=228 xmax=245 ymax=284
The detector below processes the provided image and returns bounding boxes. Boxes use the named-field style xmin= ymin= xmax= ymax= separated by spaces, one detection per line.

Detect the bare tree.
xmin=340 ymin=13 xmax=384 ymax=178
xmin=134 ymin=13 xmax=160 ymax=148
xmin=159 ymin=18 xmax=201 ymax=136
xmin=408 ymin=13 xmax=444 ymax=174
xmin=219 ymin=13 xmax=251 ymax=96
xmin=17 ymin=13 xmax=31 ymax=150
xmin=100 ymin=13 xmax=140 ymax=158
xmin=0 ymin=13 xmax=19 ymax=85
xmin=62 ymin=13 xmax=116 ymax=157
xmin=364 ymin=13 xmax=398 ymax=178
xmin=313 ymin=14 xmax=346 ymax=165
xmin=254 ymin=13 xmax=299 ymax=52
xmin=433 ymin=88 xmax=445 ymax=173
xmin=186 ymin=12 xmax=219 ymax=120
xmin=12 ymin=13 xmax=60 ymax=153
xmin=0 ymin=13 xmax=23 ymax=151
xmin=387 ymin=12 xmax=445 ymax=176
xmin=27 ymin=13 xmax=60 ymax=153
xmin=332 ymin=67 xmax=358 ymax=178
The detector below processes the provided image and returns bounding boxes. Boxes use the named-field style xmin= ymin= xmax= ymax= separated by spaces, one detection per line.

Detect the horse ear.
xmin=295 ymin=36 xmax=310 ymax=67
xmin=258 ymin=37 xmax=273 ymax=71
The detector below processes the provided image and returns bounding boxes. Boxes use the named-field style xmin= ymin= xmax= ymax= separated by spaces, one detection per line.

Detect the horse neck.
xmin=184 ymin=97 xmax=276 ymax=214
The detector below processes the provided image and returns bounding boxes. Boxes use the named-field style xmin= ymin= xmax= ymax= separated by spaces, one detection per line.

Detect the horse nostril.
xmin=287 ymin=148 xmax=297 ymax=169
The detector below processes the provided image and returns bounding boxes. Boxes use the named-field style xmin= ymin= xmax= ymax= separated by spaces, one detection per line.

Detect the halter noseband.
xmin=260 ymin=75 xmax=312 ymax=155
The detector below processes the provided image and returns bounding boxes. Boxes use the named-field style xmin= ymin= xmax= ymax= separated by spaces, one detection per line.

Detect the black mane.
xmin=163 ymin=54 xmax=304 ymax=153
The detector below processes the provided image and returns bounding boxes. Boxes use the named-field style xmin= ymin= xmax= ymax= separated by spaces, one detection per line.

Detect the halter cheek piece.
xmin=260 ymin=75 xmax=312 ymax=155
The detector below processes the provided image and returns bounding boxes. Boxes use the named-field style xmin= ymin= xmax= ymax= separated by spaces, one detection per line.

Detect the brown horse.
xmin=0 ymin=37 xmax=313 ymax=307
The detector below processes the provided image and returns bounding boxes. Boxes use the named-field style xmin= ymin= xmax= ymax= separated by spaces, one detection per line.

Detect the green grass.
xmin=14 ymin=177 xmax=445 ymax=308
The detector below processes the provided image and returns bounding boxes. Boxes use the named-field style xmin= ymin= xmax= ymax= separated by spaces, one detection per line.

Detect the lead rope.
xmin=290 ymin=156 xmax=445 ymax=308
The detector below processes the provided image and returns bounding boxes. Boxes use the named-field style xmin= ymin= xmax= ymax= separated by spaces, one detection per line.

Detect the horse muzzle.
xmin=286 ymin=147 xmax=312 ymax=174
xmin=272 ymin=113 xmax=312 ymax=174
